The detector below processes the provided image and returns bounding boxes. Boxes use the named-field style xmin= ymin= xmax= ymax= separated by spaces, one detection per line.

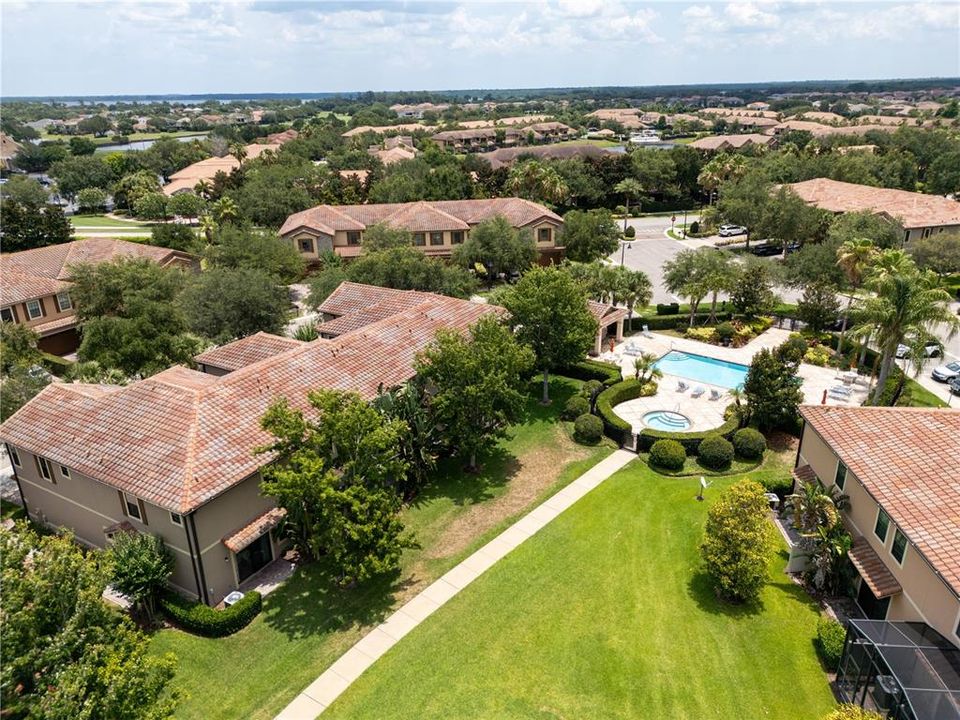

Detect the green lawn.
xmin=900 ymin=378 xmax=947 ymax=408
xmin=1 ymin=500 xmax=25 ymax=522
xmin=151 ymin=378 xmax=615 ymax=720
xmin=41 ymin=130 xmax=207 ymax=146
xmin=324 ymin=461 xmax=835 ymax=720
xmin=70 ymin=214 xmax=152 ymax=228
xmin=552 ymin=138 xmax=622 ymax=148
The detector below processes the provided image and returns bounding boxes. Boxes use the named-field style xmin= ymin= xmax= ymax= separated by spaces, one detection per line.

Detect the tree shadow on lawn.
xmin=686 ymin=570 xmax=765 ymax=618
xmin=259 ymin=559 xmax=411 ymax=641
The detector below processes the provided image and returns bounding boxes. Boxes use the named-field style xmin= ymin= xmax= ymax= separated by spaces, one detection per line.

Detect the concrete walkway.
xmin=275 ymin=449 xmax=637 ymax=720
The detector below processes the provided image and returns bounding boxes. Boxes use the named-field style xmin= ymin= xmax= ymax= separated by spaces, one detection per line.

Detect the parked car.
xmin=949 ymin=376 xmax=960 ymax=396
xmin=895 ymin=342 xmax=941 ymax=359
xmin=931 ymin=360 xmax=960 ymax=382
xmin=718 ymin=224 xmax=747 ymax=237
xmin=750 ymin=244 xmax=781 ymax=257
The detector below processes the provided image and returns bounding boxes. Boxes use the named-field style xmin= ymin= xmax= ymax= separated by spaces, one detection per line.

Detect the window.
xmin=36 ymin=456 xmax=54 ymax=483
xmin=874 ymin=509 xmax=890 ymax=543
xmin=59 ymin=465 xmax=70 ymax=479
xmin=170 ymin=512 xmax=183 ymax=527
xmin=0 ymin=306 xmax=14 ymax=323
xmin=122 ymin=492 xmax=145 ymax=523
xmin=299 ymin=238 xmax=314 ymax=254
xmin=891 ymin=529 xmax=907 ymax=564
xmin=55 ymin=291 xmax=72 ymax=312
xmin=430 ymin=231 xmax=444 ymax=246
xmin=834 ymin=461 xmax=847 ymax=490
xmin=538 ymin=228 xmax=552 ymax=243
xmin=8 ymin=446 xmax=21 ymax=468
xmin=346 ymin=231 xmax=361 ymax=246
xmin=25 ymin=299 xmax=43 ymax=321
xmin=451 ymin=231 xmax=465 ymax=245
xmin=413 ymin=233 xmax=426 ymax=246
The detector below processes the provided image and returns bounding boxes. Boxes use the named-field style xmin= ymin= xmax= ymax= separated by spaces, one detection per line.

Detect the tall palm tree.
xmin=787 ymin=482 xmax=849 ymax=538
xmin=199 ymin=213 xmax=218 ymax=244
xmin=633 ymin=352 xmax=662 ymax=384
xmin=701 ymin=250 xmax=734 ymax=324
xmin=836 ymin=238 xmax=877 ymax=358
xmin=613 ymin=178 xmax=643 ymax=233
xmin=193 ymin=179 xmax=213 ymax=200
xmin=211 ymin=196 xmax=239 ymax=226
xmin=229 ymin=142 xmax=248 ymax=165
xmin=505 ymin=160 xmax=569 ymax=205
xmin=851 ymin=263 xmax=959 ymax=403
xmin=620 ymin=268 xmax=653 ymax=322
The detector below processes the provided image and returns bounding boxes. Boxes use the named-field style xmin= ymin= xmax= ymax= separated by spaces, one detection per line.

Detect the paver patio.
xmin=274 ymin=449 xmax=637 ymax=720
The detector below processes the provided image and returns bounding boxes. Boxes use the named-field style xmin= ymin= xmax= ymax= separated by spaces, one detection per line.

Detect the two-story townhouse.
xmin=794 ymin=405 xmax=960 ymax=645
xmin=278 ymin=197 xmax=564 ymax=265
xmin=0 ymin=238 xmax=197 ymax=355
xmin=1 ymin=287 xmax=498 ymax=605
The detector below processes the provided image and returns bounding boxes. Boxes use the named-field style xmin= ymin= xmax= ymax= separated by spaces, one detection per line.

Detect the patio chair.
xmin=709 ymin=388 xmax=722 ymax=401
xmin=830 ymin=385 xmax=853 ymax=396
xmin=691 ymin=385 xmax=706 ymax=398
xmin=642 ymin=324 xmax=653 ymax=339
xmin=676 ymin=380 xmax=689 ymax=392
xmin=828 ymin=391 xmax=850 ymax=403
xmin=623 ymin=339 xmax=641 ymax=356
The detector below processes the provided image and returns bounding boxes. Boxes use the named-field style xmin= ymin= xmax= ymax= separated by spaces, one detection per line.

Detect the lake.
xmin=94 ymin=134 xmax=208 ymax=154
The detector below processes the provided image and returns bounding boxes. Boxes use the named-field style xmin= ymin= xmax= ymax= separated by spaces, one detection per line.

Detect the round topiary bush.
xmin=732 ymin=428 xmax=766 ymax=460
xmin=573 ymin=413 xmax=603 ymax=444
xmin=580 ymin=379 xmax=604 ymax=403
xmin=698 ymin=433 xmax=735 ymax=470
xmin=649 ymin=439 xmax=686 ymax=470
xmin=562 ymin=395 xmax=591 ymax=421
xmin=624 ymin=226 xmax=636 ymax=238
xmin=715 ymin=321 xmax=736 ymax=343
xmin=689 ymin=220 xmax=700 ymax=234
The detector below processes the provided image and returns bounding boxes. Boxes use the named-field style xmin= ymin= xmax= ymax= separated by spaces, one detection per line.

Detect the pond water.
xmin=94 ymin=134 xmax=208 ymax=153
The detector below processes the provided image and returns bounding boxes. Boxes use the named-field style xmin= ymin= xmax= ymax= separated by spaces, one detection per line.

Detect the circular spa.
xmin=641 ymin=410 xmax=692 ymax=431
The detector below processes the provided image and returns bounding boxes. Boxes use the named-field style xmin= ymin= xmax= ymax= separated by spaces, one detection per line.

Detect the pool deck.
xmin=608 ymin=328 xmax=873 ymax=434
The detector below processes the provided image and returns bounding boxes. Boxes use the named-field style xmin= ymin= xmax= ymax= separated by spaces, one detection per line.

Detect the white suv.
xmin=718 ymin=224 xmax=747 ymax=237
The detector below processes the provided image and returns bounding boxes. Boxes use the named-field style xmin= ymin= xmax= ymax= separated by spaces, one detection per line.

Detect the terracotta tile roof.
xmin=32 ymin=315 xmax=77 ymax=337
xmin=688 ymin=134 xmax=777 ymax=151
xmin=318 ymin=293 xmax=435 ymax=337
xmin=279 ymin=198 xmax=560 ymax=238
xmin=223 ymin=507 xmax=286 ymax=553
xmin=588 ymin=300 xmax=628 ymax=325
xmin=792 ymin=464 xmax=818 ymax=485
xmin=789 ymin=111 xmax=847 ymax=124
xmin=1 ymin=239 xmax=191 ymax=306
xmin=341 ymin=123 xmax=427 ymax=138
xmin=478 ymin=143 xmax=616 ymax=170
xmin=788 ymin=178 xmax=960 ymax=230
xmin=799 ymin=405 xmax=960 ymax=597
xmin=316 ymin=282 xmax=410 ymax=317
xmin=194 ymin=332 xmax=304 ymax=372
xmin=1 ymin=287 xmax=498 ymax=514
xmin=848 ymin=536 xmax=903 ymax=599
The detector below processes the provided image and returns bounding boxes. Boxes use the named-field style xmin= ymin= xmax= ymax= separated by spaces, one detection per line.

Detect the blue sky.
xmin=2 ymin=1 xmax=958 ymax=97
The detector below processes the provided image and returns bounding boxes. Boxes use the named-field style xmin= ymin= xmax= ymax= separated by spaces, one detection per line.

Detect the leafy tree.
xmin=926 ymin=149 xmax=960 ymax=195
xmin=347 ymin=246 xmax=478 ymax=298
xmin=551 ymin=157 xmax=604 ymax=207
xmin=150 ymin=223 xmax=200 ymax=253
xmin=372 ymin=381 xmax=441 ymax=498
xmin=12 ymin=140 xmax=68 ymax=173
xmin=759 ymin=186 xmax=823 ymax=253
xmin=229 ymin=158 xmax=326 ymax=228
xmin=780 ymin=238 xmax=847 ymax=288
xmin=662 ymin=248 xmax=711 ymax=326
xmin=613 ymin=177 xmax=643 ymax=231
xmin=797 ymin=282 xmax=841 ymax=333
xmin=70 ymin=258 xmax=200 ymax=376
xmin=361 ymin=222 xmax=413 ymax=251
xmin=167 ymin=192 xmax=205 ymax=221
xmin=204 ymin=225 xmax=304 ymax=282
xmin=505 ymin=160 xmax=569 ymax=205
xmin=560 ymin=208 xmax=621 ymax=263
xmin=743 ymin=346 xmax=804 ymax=430
xmin=180 ymin=267 xmax=289 ymax=343
xmin=717 ymin=170 xmax=771 ymax=248
xmin=49 ymin=155 xmax=115 ymax=199
xmin=730 ymin=258 xmax=776 ymax=318
xmin=77 ymin=115 xmax=113 ymax=137
xmin=113 ymin=170 xmax=162 ymax=211
xmin=501 ymin=266 xmax=597 ymax=404
xmin=908 ymin=232 xmax=960 ymax=277
xmin=76 ymin=186 xmax=108 ymax=214
xmin=451 ymin=216 xmax=537 ymax=280
xmin=0 ymin=367 xmax=51 ymax=422
xmin=699 ymin=480 xmax=775 ymax=603
xmin=416 ymin=315 xmax=534 ymax=470
xmin=108 ymin=532 xmax=174 ymax=622
xmin=68 ymin=136 xmax=98 ymax=156
xmin=306 ymin=266 xmax=350 ymax=308
xmin=0 ymin=324 xmax=43 ymax=374
xmin=258 ymin=390 xmax=414 ymax=584
xmin=630 ymin=149 xmax=677 ymax=198
xmin=0 ymin=200 xmax=73 ymax=252
xmin=0 ymin=175 xmax=48 ymax=207
xmin=140 ymin=137 xmax=209 ymax=180
xmin=1 ymin=525 xmax=178 ymax=719
xmin=134 ymin=191 xmax=169 ymax=221
xmin=828 ymin=210 xmax=903 ymax=250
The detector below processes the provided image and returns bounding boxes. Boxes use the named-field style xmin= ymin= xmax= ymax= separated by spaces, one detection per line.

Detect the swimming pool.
xmin=653 ymin=350 xmax=749 ymax=390
xmin=642 ymin=410 xmax=692 ymax=431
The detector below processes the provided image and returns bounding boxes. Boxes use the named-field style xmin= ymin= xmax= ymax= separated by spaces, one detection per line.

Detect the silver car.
xmin=931 ymin=360 xmax=960 ymax=382
xmin=718 ymin=224 xmax=747 ymax=237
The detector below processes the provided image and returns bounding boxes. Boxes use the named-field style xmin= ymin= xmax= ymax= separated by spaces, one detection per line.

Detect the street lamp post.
xmin=682 ymin=208 xmax=688 ymax=238
xmin=620 ymin=241 xmax=632 ymax=266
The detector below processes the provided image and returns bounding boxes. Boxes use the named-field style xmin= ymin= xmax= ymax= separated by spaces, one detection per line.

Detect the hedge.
xmin=561 ymin=359 xmax=622 ymax=387
xmin=40 ymin=352 xmax=73 ymax=377
xmin=595 ymin=378 xmax=654 ymax=444
xmin=628 ymin=312 xmax=733 ymax=332
xmin=732 ymin=428 xmax=766 ymax=460
xmin=815 ymin=618 xmax=847 ymax=672
xmin=637 ymin=408 xmax=742 ymax=453
xmin=573 ymin=413 xmax=603 ymax=444
xmin=160 ymin=590 xmax=262 ymax=637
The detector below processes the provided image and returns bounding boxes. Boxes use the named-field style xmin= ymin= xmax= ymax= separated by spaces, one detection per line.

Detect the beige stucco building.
xmin=794 ymin=406 xmax=960 ymax=645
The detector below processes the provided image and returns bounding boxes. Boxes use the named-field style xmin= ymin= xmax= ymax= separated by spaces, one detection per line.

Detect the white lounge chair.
xmin=677 ymin=380 xmax=689 ymax=392
xmin=623 ymin=339 xmax=641 ymax=356
xmin=642 ymin=324 xmax=653 ymax=339
xmin=691 ymin=385 xmax=706 ymax=398
xmin=830 ymin=385 xmax=853 ymax=396
xmin=709 ymin=388 xmax=722 ymax=401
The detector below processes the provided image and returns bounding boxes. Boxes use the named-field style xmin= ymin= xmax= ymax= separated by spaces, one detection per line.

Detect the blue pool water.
xmin=642 ymin=410 xmax=692 ymax=431
xmin=653 ymin=350 xmax=749 ymax=390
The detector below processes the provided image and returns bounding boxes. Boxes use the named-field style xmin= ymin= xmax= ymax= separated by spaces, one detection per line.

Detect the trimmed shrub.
xmin=732 ymin=428 xmax=766 ymax=460
xmin=638 ymin=408 xmax=741 ymax=453
xmin=760 ymin=473 xmax=794 ymax=500
xmin=562 ymin=395 xmax=590 ymax=420
xmin=580 ymin=379 xmax=604 ymax=404
xmin=689 ymin=220 xmax=700 ymax=234
xmin=804 ymin=345 xmax=832 ymax=367
xmin=698 ymin=434 xmax=734 ymax=470
xmin=655 ymin=303 xmax=681 ymax=315
xmin=649 ymin=439 xmax=686 ymax=470
xmin=629 ymin=311 xmax=732 ymax=332
xmin=684 ymin=327 xmax=715 ymax=342
xmin=573 ymin=413 xmax=603 ymax=444
xmin=595 ymin=379 xmax=655 ymax=444
xmin=715 ymin=322 xmax=736 ymax=342
xmin=821 ymin=705 xmax=883 ymax=720
xmin=40 ymin=352 xmax=73 ymax=377
xmin=624 ymin=226 xmax=636 ymax=238
xmin=562 ymin=359 xmax=621 ymax=386
xmin=815 ymin=618 xmax=846 ymax=672
xmin=160 ymin=590 xmax=262 ymax=637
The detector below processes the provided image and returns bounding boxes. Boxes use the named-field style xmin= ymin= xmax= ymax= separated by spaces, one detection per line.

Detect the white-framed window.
xmin=59 ymin=465 xmax=71 ymax=479
xmin=874 ymin=508 xmax=890 ymax=543
xmin=55 ymin=291 xmax=72 ymax=312
xmin=834 ymin=461 xmax=847 ymax=490
xmin=170 ymin=512 xmax=183 ymax=527
xmin=122 ymin=492 xmax=145 ymax=523
xmin=25 ymin=299 xmax=43 ymax=321
xmin=36 ymin=456 xmax=54 ymax=483
xmin=538 ymin=227 xmax=552 ymax=243
xmin=0 ymin=306 xmax=14 ymax=323
xmin=298 ymin=237 xmax=314 ymax=254
xmin=891 ymin=528 xmax=908 ymax=565
xmin=8 ymin=446 xmax=21 ymax=468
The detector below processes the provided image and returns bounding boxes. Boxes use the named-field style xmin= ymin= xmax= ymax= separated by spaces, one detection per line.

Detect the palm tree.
xmin=229 ymin=142 xmax=248 ymax=165
xmin=620 ymin=268 xmax=653 ymax=322
xmin=633 ymin=352 xmax=662 ymax=384
xmin=211 ymin=196 xmax=239 ymax=226
xmin=505 ymin=160 xmax=569 ymax=205
xmin=701 ymin=250 xmax=734 ymax=324
xmin=851 ymin=262 xmax=959 ymax=404
xmin=193 ymin=179 xmax=213 ymax=201
xmin=727 ymin=386 xmax=749 ymax=424
xmin=835 ymin=238 xmax=876 ymax=358
xmin=787 ymin=481 xmax=849 ymax=538
xmin=199 ymin=213 xmax=218 ymax=244
xmin=613 ymin=178 xmax=643 ymax=233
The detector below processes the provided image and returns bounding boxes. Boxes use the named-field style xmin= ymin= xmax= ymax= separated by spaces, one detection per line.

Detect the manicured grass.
xmin=150 ymin=377 xmax=615 ymax=720
xmin=41 ymin=130 xmax=207 ymax=146
xmin=552 ymin=138 xmax=621 ymax=148
xmin=1 ymin=500 xmax=25 ymax=522
xmin=324 ymin=461 xmax=835 ymax=720
xmin=900 ymin=378 xmax=947 ymax=408
xmin=70 ymin=214 xmax=152 ymax=228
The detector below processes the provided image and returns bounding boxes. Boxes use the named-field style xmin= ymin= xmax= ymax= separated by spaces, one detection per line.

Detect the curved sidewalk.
xmin=276 ymin=448 xmax=636 ymax=720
